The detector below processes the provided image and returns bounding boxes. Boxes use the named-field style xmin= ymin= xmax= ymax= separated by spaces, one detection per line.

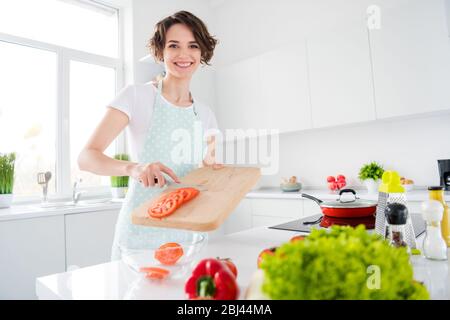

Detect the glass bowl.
xmin=119 ymin=231 xmax=207 ymax=279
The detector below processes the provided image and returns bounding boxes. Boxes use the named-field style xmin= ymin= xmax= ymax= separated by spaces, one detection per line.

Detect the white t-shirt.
xmin=106 ymin=83 xmax=219 ymax=162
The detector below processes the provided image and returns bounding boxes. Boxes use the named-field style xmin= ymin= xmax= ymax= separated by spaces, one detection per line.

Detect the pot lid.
xmin=320 ymin=189 xmax=377 ymax=209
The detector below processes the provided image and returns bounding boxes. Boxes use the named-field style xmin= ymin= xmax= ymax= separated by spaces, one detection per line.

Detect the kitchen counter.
xmin=4 ymin=187 xmax=448 ymax=222
xmin=247 ymin=187 xmax=450 ymax=201
xmin=0 ymin=199 xmax=123 ymax=222
xmin=36 ymin=226 xmax=450 ymax=300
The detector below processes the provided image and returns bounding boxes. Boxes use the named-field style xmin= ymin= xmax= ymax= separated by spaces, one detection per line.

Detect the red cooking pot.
xmin=301 ymin=189 xmax=377 ymax=218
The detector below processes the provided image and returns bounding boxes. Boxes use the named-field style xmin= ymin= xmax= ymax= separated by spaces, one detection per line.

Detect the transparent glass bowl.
xmin=119 ymin=231 xmax=207 ymax=279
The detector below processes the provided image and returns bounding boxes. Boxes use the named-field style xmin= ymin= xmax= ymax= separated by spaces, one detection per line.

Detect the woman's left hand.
xmin=202 ymin=159 xmax=224 ymax=170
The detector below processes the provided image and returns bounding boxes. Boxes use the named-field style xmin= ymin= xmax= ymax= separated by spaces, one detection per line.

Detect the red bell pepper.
xmin=184 ymin=258 xmax=239 ymax=300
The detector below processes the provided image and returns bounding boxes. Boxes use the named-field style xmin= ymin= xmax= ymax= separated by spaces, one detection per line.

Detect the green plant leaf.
xmin=358 ymin=162 xmax=385 ymax=181
xmin=0 ymin=152 xmax=16 ymax=194
xmin=110 ymin=153 xmax=130 ymax=187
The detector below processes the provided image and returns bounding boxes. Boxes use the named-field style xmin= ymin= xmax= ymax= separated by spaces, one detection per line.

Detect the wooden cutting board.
xmin=131 ymin=166 xmax=261 ymax=231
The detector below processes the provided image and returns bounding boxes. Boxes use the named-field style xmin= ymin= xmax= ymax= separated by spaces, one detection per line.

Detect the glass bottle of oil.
xmin=428 ymin=186 xmax=450 ymax=247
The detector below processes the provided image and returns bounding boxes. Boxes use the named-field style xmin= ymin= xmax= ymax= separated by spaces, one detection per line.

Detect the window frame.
xmin=0 ymin=2 xmax=126 ymax=204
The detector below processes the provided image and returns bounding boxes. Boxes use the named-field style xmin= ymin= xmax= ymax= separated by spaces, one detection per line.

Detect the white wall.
xmin=256 ymin=113 xmax=450 ymax=188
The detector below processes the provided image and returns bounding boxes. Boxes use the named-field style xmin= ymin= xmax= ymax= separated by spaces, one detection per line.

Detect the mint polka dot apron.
xmin=111 ymin=80 xmax=206 ymax=261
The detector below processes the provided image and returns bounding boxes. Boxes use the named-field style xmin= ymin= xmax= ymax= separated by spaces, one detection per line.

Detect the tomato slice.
xmin=176 ymin=188 xmax=200 ymax=202
xmin=139 ymin=266 xmax=170 ymax=279
xmin=147 ymin=188 xmax=200 ymax=219
xmin=148 ymin=198 xmax=179 ymax=218
xmin=154 ymin=242 xmax=184 ymax=265
xmin=166 ymin=192 xmax=184 ymax=207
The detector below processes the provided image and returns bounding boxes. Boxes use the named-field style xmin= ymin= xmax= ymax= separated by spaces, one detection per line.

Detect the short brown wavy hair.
xmin=147 ymin=11 xmax=218 ymax=66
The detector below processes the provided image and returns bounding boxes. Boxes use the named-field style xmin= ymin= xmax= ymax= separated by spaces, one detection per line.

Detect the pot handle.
xmin=338 ymin=188 xmax=356 ymax=196
xmin=301 ymin=193 xmax=323 ymax=205
xmin=338 ymin=188 xmax=358 ymax=203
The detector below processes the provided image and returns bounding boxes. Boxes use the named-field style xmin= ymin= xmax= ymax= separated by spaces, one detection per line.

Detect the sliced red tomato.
xmin=148 ymin=198 xmax=179 ymax=218
xmin=166 ymin=192 xmax=184 ymax=207
xmin=176 ymin=187 xmax=200 ymax=202
xmin=155 ymin=242 xmax=184 ymax=265
xmin=147 ymin=188 xmax=200 ymax=219
xmin=139 ymin=266 xmax=170 ymax=279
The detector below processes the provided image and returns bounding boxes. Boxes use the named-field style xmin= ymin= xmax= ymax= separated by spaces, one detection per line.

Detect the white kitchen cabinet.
xmin=215 ymin=55 xmax=263 ymax=131
xmin=0 ymin=216 xmax=65 ymax=299
xmin=369 ymin=0 xmax=450 ymax=118
xmin=251 ymin=198 xmax=303 ymax=219
xmin=250 ymin=198 xmax=301 ymax=228
xmin=65 ymin=209 xmax=119 ymax=269
xmin=251 ymin=215 xmax=297 ymax=228
xmin=307 ymin=21 xmax=375 ymax=128
xmin=302 ymin=199 xmax=324 ymax=218
xmin=259 ymin=43 xmax=312 ymax=132
xmin=223 ymin=199 xmax=252 ymax=235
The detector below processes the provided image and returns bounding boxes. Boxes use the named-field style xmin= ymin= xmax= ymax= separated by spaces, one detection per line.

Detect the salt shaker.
xmin=385 ymin=203 xmax=410 ymax=253
xmin=421 ymin=200 xmax=448 ymax=261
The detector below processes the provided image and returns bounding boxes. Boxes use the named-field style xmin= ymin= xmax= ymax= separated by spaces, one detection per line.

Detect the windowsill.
xmin=1 ymin=187 xmax=125 ymax=222
xmin=0 ymin=198 xmax=124 ymax=222
xmin=11 ymin=187 xmax=113 ymax=205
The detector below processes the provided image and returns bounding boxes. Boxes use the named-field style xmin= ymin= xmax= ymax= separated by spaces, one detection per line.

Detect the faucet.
xmin=72 ymin=178 xmax=84 ymax=204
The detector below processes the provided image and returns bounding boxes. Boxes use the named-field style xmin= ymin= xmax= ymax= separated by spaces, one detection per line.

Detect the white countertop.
xmin=3 ymin=187 xmax=449 ymax=222
xmin=36 ymin=227 xmax=450 ymax=300
xmin=247 ymin=187 xmax=450 ymax=201
xmin=0 ymin=200 xmax=123 ymax=221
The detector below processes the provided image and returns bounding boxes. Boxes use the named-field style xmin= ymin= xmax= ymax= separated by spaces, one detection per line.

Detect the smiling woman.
xmin=77 ymin=10 xmax=222 ymax=261
xmin=148 ymin=10 xmax=218 ymax=66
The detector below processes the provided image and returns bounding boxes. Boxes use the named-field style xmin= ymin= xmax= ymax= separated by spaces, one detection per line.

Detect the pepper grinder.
xmin=385 ymin=203 xmax=410 ymax=253
xmin=421 ymin=200 xmax=448 ymax=261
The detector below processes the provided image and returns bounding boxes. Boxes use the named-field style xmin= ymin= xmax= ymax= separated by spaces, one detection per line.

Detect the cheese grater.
xmin=374 ymin=171 xmax=417 ymax=249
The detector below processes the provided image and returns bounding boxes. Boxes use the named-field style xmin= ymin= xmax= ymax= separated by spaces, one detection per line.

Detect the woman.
xmin=78 ymin=11 xmax=221 ymax=260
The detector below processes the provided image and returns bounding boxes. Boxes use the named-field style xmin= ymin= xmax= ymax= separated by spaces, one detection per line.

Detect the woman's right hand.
xmin=128 ymin=162 xmax=180 ymax=188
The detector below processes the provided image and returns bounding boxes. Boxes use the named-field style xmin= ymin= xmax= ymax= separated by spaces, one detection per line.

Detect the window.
xmin=0 ymin=42 xmax=57 ymax=197
xmin=0 ymin=0 xmax=119 ymax=57
xmin=70 ymin=60 xmax=116 ymax=188
xmin=0 ymin=0 xmax=123 ymax=201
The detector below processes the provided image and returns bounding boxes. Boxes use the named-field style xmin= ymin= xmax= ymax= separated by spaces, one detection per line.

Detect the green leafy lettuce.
xmin=260 ymin=225 xmax=429 ymax=300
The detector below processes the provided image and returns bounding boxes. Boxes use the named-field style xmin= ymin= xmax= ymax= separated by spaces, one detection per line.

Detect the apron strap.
xmin=157 ymin=79 xmax=163 ymax=95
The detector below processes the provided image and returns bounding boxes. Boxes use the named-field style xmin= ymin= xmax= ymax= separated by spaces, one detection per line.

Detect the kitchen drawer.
xmin=252 ymin=215 xmax=296 ymax=228
xmin=65 ymin=209 xmax=119 ymax=269
xmin=251 ymin=199 xmax=302 ymax=219
xmin=224 ymin=199 xmax=252 ymax=235
xmin=0 ymin=216 xmax=66 ymax=299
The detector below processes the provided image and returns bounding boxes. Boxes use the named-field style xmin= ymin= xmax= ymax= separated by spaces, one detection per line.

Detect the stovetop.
xmin=269 ymin=213 xmax=426 ymax=238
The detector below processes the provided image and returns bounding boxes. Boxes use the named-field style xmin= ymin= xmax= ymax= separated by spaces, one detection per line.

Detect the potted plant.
xmin=110 ymin=153 xmax=129 ymax=199
xmin=359 ymin=161 xmax=384 ymax=194
xmin=0 ymin=152 xmax=16 ymax=208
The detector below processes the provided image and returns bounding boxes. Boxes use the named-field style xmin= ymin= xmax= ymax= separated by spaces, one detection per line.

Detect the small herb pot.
xmin=0 ymin=194 xmax=13 ymax=208
xmin=364 ymin=179 xmax=380 ymax=195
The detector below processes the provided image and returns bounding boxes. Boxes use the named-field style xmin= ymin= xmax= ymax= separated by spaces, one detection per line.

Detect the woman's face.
xmin=162 ymin=23 xmax=201 ymax=79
